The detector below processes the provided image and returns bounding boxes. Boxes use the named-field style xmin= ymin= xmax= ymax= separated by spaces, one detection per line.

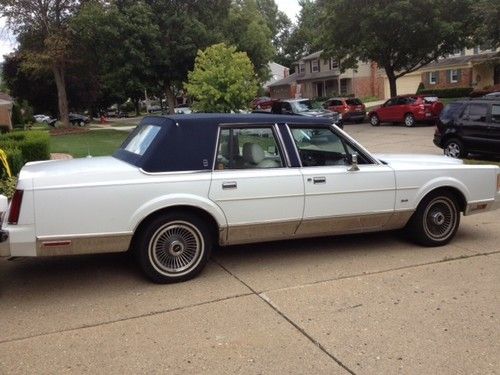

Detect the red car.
xmin=250 ymin=97 xmax=275 ymax=111
xmin=322 ymin=97 xmax=366 ymax=123
xmin=368 ymin=95 xmax=444 ymax=127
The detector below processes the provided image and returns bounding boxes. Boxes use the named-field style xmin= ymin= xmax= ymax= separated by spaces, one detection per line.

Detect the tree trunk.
xmin=385 ymin=67 xmax=398 ymax=98
xmin=134 ymin=98 xmax=140 ymax=116
xmin=52 ymin=64 xmax=70 ymax=127
xmin=165 ymin=85 xmax=176 ymax=115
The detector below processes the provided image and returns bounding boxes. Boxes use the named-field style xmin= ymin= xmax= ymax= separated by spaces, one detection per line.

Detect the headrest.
xmin=242 ymin=143 xmax=265 ymax=164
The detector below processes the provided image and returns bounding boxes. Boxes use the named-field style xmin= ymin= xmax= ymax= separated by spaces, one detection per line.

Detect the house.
xmin=385 ymin=47 xmax=500 ymax=97
xmin=263 ymin=62 xmax=290 ymax=91
xmin=0 ymin=92 xmax=13 ymax=131
xmin=268 ymin=50 xmax=385 ymax=100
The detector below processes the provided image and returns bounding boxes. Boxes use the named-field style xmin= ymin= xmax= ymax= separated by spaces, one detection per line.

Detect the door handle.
xmin=222 ymin=181 xmax=237 ymax=189
xmin=313 ymin=176 xmax=326 ymax=184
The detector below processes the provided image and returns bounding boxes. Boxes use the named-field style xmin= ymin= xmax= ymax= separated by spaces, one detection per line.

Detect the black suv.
xmin=433 ymin=97 xmax=500 ymax=158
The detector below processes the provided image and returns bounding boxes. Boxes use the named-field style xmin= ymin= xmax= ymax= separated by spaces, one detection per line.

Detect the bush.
xmin=418 ymin=87 xmax=473 ymax=98
xmin=11 ymin=103 xmax=24 ymax=128
xmin=416 ymin=82 xmax=425 ymax=93
xmin=0 ymin=176 xmax=18 ymax=199
xmin=1 ymin=147 xmax=24 ymax=177
xmin=0 ymin=131 xmax=50 ymax=171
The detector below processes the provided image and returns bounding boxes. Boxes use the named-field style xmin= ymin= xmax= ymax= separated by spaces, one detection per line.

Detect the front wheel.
xmin=404 ymin=113 xmax=415 ymax=127
xmin=135 ymin=212 xmax=212 ymax=283
xmin=369 ymin=114 xmax=380 ymax=126
xmin=405 ymin=192 xmax=460 ymax=247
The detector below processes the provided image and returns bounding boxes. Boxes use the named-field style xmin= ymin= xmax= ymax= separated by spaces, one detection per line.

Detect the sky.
xmin=0 ymin=1 xmax=301 ymax=62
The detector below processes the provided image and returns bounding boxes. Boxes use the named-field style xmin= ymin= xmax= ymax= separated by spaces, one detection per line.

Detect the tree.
xmin=256 ymin=0 xmax=292 ymax=54
xmin=185 ymin=43 xmax=258 ymax=113
xmin=0 ymin=0 xmax=81 ymax=127
xmin=276 ymin=0 xmax=321 ymax=69
xmin=146 ymin=0 xmax=231 ymax=113
xmin=224 ymin=0 xmax=275 ymax=82
xmin=319 ymin=0 xmax=477 ymax=97
xmin=474 ymin=0 xmax=500 ymax=49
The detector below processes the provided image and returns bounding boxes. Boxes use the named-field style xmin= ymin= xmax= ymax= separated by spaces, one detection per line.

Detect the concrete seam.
xmin=0 ymin=292 xmax=253 ymax=345
xmin=259 ymin=250 xmax=500 ymax=294
xmin=213 ymin=258 xmax=357 ymax=375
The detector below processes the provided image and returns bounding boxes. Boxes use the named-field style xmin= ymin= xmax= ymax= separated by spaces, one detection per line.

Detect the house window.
xmin=429 ymin=71 xmax=438 ymax=85
xmin=449 ymin=69 xmax=459 ymax=83
xmin=311 ymin=60 xmax=319 ymax=73
xmin=299 ymin=63 xmax=305 ymax=74
xmin=329 ymin=59 xmax=338 ymax=70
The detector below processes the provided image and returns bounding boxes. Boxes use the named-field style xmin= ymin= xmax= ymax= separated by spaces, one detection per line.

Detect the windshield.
xmin=292 ymin=100 xmax=314 ymax=113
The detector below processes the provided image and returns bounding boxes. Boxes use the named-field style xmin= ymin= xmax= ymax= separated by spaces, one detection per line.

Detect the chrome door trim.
xmin=273 ymin=123 xmax=291 ymax=167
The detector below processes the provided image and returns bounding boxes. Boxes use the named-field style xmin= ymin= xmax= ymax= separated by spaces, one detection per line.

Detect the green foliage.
xmin=2 ymin=148 xmax=24 ymax=177
xmin=416 ymin=82 xmax=426 ymax=94
xmin=11 ymin=103 xmax=24 ymax=127
xmin=185 ymin=43 xmax=259 ymax=113
xmin=0 ymin=131 xmax=50 ymax=169
xmin=0 ymin=176 xmax=18 ymax=199
xmin=319 ymin=0 xmax=477 ymax=97
xmin=418 ymin=87 xmax=473 ymax=98
xmin=473 ymin=0 xmax=500 ymax=48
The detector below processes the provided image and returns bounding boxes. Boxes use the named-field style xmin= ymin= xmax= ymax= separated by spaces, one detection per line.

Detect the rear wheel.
xmin=444 ymin=138 xmax=466 ymax=159
xmin=135 ymin=212 xmax=212 ymax=283
xmin=404 ymin=113 xmax=415 ymax=127
xmin=406 ymin=191 xmax=460 ymax=246
xmin=369 ymin=114 xmax=380 ymax=126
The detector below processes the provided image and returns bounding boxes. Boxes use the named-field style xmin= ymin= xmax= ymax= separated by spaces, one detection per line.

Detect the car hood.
xmin=18 ymin=156 xmax=139 ymax=189
xmin=374 ymin=153 xmax=463 ymax=166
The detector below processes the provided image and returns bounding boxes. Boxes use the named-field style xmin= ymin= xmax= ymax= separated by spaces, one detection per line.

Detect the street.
xmin=1 ymin=122 xmax=499 ymax=374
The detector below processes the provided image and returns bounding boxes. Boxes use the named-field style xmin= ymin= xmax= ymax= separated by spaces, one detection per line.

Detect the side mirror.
xmin=348 ymin=153 xmax=359 ymax=171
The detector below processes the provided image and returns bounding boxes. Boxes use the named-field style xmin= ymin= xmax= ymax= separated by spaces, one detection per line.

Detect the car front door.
xmin=288 ymin=126 xmax=397 ymax=237
xmin=376 ymin=98 xmax=397 ymax=122
xmin=209 ymin=125 xmax=304 ymax=245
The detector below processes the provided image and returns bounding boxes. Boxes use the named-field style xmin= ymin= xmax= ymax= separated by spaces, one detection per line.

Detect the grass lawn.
xmin=50 ymin=129 xmax=129 ymax=158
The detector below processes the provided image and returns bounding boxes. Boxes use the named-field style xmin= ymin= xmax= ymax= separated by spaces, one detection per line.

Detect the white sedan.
xmin=1 ymin=114 xmax=499 ymax=283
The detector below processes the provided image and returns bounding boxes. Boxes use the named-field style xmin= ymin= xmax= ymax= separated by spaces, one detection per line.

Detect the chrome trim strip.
xmin=274 ymin=123 xmax=291 ymax=167
xmin=36 ymin=232 xmax=133 ymax=256
xmin=215 ymin=193 xmax=303 ymax=202
xmin=212 ymin=126 xmax=222 ymax=171
xmin=284 ymin=123 xmax=303 ymax=167
xmin=139 ymin=169 xmax=210 ymax=176
xmin=305 ymin=187 xmax=396 ymax=196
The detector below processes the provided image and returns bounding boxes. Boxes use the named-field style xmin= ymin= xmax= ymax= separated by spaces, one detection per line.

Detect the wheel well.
xmin=404 ymin=112 xmax=414 ymax=118
xmin=421 ymin=187 xmax=467 ymax=213
xmin=131 ymin=205 xmax=220 ymax=249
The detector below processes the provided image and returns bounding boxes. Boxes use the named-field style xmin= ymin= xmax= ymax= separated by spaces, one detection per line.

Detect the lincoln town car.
xmin=1 ymin=114 xmax=499 ymax=283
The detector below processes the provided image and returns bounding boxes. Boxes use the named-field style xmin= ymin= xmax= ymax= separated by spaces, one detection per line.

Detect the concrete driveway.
xmin=1 ymin=123 xmax=499 ymax=374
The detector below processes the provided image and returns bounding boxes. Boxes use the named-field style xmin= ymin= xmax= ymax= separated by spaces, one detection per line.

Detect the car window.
xmin=464 ymin=103 xmax=488 ymax=122
xmin=385 ymin=99 xmax=397 ymax=107
xmin=290 ymin=127 xmax=370 ymax=167
xmin=492 ymin=104 xmax=500 ymax=124
xmin=282 ymin=102 xmax=292 ymax=112
xmin=329 ymin=100 xmax=343 ymax=106
xmin=440 ymin=103 xmax=465 ymax=122
xmin=346 ymin=98 xmax=362 ymax=106
xmin=123 ymin=125 xmax=161 ymax=155
xmin=215 ymin=127 xmax=284 ymax=170
xmin=292 ymin=100 xmax=314 ymax=113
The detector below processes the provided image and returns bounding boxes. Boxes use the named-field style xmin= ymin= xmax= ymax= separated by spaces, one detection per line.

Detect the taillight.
xmin=8 ymin=189 xmax=23 ymax=225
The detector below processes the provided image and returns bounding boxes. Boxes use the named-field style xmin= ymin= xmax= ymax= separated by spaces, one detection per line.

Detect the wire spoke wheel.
xmin=422 ymin=197 xmax=457 ymax=242
xmin=148 ymin=221 xmax=204 ymax=276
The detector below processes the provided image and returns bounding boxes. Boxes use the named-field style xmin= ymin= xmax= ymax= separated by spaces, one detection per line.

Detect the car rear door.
xmin=209 ymin=125 xmax=304 ymax=245
xmin=459 ymin=103 xmax=490 ymax=152
xmin=288 ymin=125 xmax=397 ymax=236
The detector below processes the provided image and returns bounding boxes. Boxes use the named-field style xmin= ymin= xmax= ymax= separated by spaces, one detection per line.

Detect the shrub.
xmin=1 ymin=147 xmax=24 ymax=177
xmin=418 ymin=87 xmax=473 ymax=98
xmin=11 ymin=103 xmax=24 ymax=128
xmin=416 ymin=82 xmax=425 ymax=93
xmin=0 ymin=176 xmax=18 ymax=199
xmin=0 ymin=131 xmax=50 ymax=169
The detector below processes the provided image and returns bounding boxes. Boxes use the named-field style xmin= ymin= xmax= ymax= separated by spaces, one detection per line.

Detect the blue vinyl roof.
xmin=114 ymin=113 xmax=333 ymax=172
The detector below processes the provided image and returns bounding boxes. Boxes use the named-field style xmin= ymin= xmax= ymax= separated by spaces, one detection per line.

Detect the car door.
xmin=458 ymin=103 xmax=490 ymax=152
xmin=376 ymin=98 xmax=397 ymax=122
xmin=487 ymin=103 xmax=500 ymax=153
xmin=288 ymin=126 xmax=397 ymax=236
xmin=209 ymin=125 xmax=304 ymax=245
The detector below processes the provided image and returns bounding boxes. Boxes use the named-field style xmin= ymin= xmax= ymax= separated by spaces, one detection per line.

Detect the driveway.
xmin=1 ymin=123 xmax=498 ymax=374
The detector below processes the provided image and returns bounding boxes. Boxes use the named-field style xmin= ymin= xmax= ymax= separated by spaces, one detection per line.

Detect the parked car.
xmin=251 ymin=96 xmax=274 ymax=111
xmin=68 ymin=113 xmax=90 ymax=126
xmin=268 ymin=99 xmax=343 ymax=128
xmin=433 ymin=97 xmax=500 ymax=158
xmin=368 ymin=95 xmax=444 ymax=127
xmin=1 ymin=114 xmax=499 ymax=283
xmin=33 ymin=114 xmax=57 ymax=126
xmin=174 ymin=105 xmax=192 ymax=114
xmin=322 ymin=97 xmax=366 ymax=123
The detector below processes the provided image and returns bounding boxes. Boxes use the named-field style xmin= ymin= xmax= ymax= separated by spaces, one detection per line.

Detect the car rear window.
xmin=346 ymin=98 xmax=362 ymax=105
xmin=329 ymin=100 xmax=343 ymax=106
xmin=440 ymin=103 xmax=465 ymax=121
xmin=123 ymin=124 xmax=161 ymax=155
xmin=424 ymin=96 xmax=439 ymax=104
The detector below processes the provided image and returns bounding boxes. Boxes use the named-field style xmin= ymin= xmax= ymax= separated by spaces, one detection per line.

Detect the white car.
xmin=33 ymin=114 xmax=56 ymax=125
xmin=1 ymin=114 xmax=499 ymax=283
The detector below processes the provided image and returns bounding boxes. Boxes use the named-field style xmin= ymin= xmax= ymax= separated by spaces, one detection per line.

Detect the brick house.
xmin=0 ymin=92 xmax=13 ymax=131
xmin=268 ymin=50 xmax=385 ymax=100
